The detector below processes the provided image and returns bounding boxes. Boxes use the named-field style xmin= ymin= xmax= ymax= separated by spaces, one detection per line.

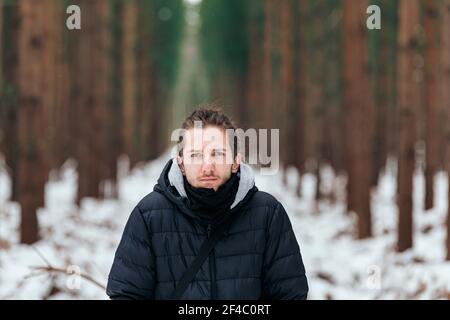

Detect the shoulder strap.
xmin=170 ymin=216 xmax=234 ymax=300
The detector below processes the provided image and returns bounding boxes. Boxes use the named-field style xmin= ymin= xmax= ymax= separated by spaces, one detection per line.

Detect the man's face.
xmin=178 ymin=126 xmax=240 ymax=191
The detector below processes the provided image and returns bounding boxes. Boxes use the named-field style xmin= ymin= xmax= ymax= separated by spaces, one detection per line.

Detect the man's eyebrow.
xmin=188 ymin=149 xmax=202 ymax=153
xmin=212 ymin=148 xmax=227 ymax=152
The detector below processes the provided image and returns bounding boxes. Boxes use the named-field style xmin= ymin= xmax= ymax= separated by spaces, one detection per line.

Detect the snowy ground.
xmin=1 ymin=153 xmax=450 ymax=299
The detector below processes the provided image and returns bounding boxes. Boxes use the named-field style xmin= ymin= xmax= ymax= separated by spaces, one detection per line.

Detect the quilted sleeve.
xmin=261 ymin=202 xmax=308 ymax=300
xmin=106 ymin=205 xmax=156 ymax=299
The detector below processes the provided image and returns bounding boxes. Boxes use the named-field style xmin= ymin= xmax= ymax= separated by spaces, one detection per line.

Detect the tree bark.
xmin=397 ymin=0 xmax=421 ymax=252
xmin=52 ymin=1 xmax=71 ymax=171
xmin=342 ymin=0 xmax=373 ymax=239
xmin=424 ymin=0 xmax=440 ymax=211
xmin=294 ymin=0 xmax=307 ymax=197
xmin=102 ymin=0 xmax=122 ymax=198
xmin=1 ymin=2 xmax=19 ymax=201
xmin=0 ymin=0 xmax=3 ymax=92
xmin=74 ymin=0 xmax=110 ymax=204
xmin=441 ymin=0 xmax=450 ymax=260
xmin=280 ymin=0 xmax=294 ymax=182
xmin=122 ymin=0 xmax=139 ymax=167
xmin=136 ymin=4 xmax=155 ymax=162
xmin=372 ymin=1 xmax=394 ymax=186
xmin=17 ymin=0 xmax=55 ymax=244
xmin=262 ymin=0 xmax=273 ymax=131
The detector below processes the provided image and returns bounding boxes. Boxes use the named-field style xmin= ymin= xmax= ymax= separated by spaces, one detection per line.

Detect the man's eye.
xmin=191 ymin=153 xmax=202 ymax=158
xmin=214 ymin=151 xmax=225 ymax=157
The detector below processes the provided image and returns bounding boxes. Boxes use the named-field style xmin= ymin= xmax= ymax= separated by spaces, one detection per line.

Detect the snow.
xmin=1 ymin=152 xmax=450 ymax=299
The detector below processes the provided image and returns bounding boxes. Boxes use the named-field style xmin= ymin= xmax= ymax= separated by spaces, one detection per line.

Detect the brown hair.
xmin=178 ymin=106 xmax=239 ymax=157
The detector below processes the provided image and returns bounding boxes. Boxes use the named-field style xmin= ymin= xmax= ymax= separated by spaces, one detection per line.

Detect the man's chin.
xmin=198 ymin=181 xmax=221 ymax=190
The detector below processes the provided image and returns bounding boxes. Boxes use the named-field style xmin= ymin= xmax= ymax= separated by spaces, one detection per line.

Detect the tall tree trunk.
xmin=397 ymin=0 xmax=421 ymax=252
xmin=247 ymin=0 xmax=264 ymax=133
xmin=0 ymin=0 xmax=4 ymax=153
xmin=260 ymin=0 xmax=274 ymax=173
xmin=52 ymin=1 xmax=71 ymax=171
xmin=17 ymin=0 xmax=55 ymax=244
xmin=74 ymin=0 xmax=110 ymax=204
xmin=1 ymin=2 xmax=19 ymax=201
xmin=342 ymin=0 xmax=373 ymax=239
xmin=372 ymin=2 xmax=394 ymax=186
xmin=262 ymin=0 xmax=273 ymax=131
xmin=122 ymin=0 xmax=139 ymax=167
xmin=442 ymin=0 xmax=450 ymax=260
xmin=101 ymin=0 xmax=122 ymax=199
xmin=95 ymin=0 xmax=111 ymax=198
xmin=280 ymin=0 xmax=294 ymax=182
xmin=147 ymin=70 xmax=160 ymax=160
xmin=246 ymin=0 xmax=264 ymax=131
xmin=136 ymin=3 xmax=155 ymax=162
xmin=323 ymin=2 xmax=343 ymax=177
xmin=295 ymin=0 xmax=307 ymax=197
xmin=386 ymin=1 xmax=400 ymax=163
xmin=311 ymin=0 xmax=327 ymax=202
xmin=0 ymin=0 xmax=3 ymax=93
xmin=424 ymin=0 xmax=440 ymax=210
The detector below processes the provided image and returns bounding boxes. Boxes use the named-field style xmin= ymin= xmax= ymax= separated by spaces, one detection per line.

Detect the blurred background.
xmin=1 ymin=0 xmax=450 ymax=299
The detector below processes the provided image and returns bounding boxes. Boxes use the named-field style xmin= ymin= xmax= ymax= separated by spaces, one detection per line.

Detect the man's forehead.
xmin=184 ymin=127 xmax=229 ymax=145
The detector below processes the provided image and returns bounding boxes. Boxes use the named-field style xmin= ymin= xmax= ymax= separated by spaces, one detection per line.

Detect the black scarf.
xmin=183 ymin=171 xmax=240 ymax=222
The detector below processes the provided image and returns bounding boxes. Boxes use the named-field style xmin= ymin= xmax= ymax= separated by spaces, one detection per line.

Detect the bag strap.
xmin=170 ymin=217 xmax=234 ymax=300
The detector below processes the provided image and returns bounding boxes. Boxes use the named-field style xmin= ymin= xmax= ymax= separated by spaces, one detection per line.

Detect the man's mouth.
xmin=199 ymin=177 xmax=218 ymax=181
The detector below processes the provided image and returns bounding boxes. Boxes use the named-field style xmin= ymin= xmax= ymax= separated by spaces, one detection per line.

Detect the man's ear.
xmin=231 ymin=153 xmax=241 ymax=173
xmin=176 ymin=155 xmax=186 ymax=175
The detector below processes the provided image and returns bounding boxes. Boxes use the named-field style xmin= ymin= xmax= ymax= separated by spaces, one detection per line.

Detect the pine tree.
xmin=342 ymin=0 xmax=373 ymax=238
xmin=397 ymin=0 xmax=421 ymax=252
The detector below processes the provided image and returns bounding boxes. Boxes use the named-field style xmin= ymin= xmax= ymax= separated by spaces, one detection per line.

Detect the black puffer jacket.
xmin=106 ymin=159 xmax=308 ymax=300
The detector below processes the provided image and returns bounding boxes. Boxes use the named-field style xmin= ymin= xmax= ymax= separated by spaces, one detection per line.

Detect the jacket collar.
xmin=167 ymin=158 xmax=255 ymax=209
xmin=154 ymin=158 xmax=258 ymax=223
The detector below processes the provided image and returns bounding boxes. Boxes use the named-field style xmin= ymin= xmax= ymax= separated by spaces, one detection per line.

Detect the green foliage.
xmin=368 ymin=0 xmax=399 ymax=103
xmin=199 ymin=0 xmax=250 ymax=77
xmin=139 ymin=0 xmax=185 ymax=88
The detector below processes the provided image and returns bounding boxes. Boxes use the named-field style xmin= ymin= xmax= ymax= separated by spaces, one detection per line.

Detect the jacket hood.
xmin=154 ymin=158 xmax=258 ymax=224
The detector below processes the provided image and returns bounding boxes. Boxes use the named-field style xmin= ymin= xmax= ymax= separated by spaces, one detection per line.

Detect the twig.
xmin=27 ymin=246 xmax=106 ymax=293
xmin=31 ymin=246 xmax=51 ymax=267
xmin=29 ymin=265 xmax=106 ymax=290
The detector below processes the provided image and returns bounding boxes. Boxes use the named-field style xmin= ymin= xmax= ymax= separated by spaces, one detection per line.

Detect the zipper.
xmin=207 ymin=223 xmax=212 ymax=238
xmin=206 ymin=223 xmax=217 ymax=299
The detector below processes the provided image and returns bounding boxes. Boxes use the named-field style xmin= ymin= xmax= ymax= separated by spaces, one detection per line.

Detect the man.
xmin=106 ymin=107 xmax=308 ymax=299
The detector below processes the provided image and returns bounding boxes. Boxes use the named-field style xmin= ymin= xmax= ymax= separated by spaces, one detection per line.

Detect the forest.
xmin=0 ymin=0 xmax=450 ymax=299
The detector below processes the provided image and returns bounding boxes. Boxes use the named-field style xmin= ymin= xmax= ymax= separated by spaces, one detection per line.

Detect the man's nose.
xmin=201 ymin=155 xmax=215 ymax=174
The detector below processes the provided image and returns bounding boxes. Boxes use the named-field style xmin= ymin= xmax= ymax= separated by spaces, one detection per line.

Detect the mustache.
xmin=199 ymin=175 xmax=219 ymax=180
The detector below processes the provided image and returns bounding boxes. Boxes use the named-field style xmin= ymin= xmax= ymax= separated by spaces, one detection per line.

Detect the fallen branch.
xmin=28 ymin=265 xmax=106 ymax=290
xmin=28 ymin=246 xmax=106 ymax=291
